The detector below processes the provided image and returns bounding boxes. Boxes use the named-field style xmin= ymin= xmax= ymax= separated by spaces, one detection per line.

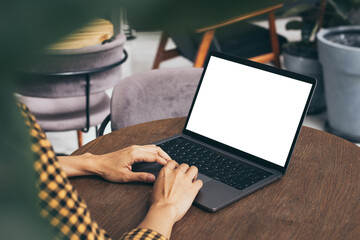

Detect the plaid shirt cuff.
xmin=121 ymin=228 xmax=168 ymax=240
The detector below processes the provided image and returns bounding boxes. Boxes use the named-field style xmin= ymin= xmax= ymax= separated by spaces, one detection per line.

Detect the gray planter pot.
xmin=283 ymin=42 xmax=326 ymax=114
xmin=317 ymin=26 xmax=360 ymax=142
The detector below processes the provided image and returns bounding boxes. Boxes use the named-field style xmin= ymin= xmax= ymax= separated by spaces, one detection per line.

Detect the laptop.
xmin=133 ymin=51 xmax=316 ymax=212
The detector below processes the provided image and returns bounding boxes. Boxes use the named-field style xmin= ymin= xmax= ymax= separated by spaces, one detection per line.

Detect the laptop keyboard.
xmin=158 ymin=137 xmax=273 ymax=190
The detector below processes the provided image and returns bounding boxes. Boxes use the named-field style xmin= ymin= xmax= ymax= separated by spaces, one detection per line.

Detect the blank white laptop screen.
xmin=186 ymin=56 xmax=313 ymax=167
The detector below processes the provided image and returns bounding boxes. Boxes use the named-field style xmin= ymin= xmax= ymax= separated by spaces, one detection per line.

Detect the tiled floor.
xmin=46 ymin=17 xmax=357 ymax=155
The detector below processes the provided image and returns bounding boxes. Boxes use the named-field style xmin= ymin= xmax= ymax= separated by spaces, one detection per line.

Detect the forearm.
xmin=58 ymin=153 xmax=98 ymax=177
xmin=137 ymin=203 xmax=177 ymax=239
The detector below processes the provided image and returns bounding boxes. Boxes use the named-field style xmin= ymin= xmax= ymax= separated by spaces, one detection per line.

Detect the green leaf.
xmin=285 ymin=20 xmax=303 ymax=30
xmin=282 ymin=4 xmax=315 ymax=17
xmin=328 ymin=0 xmax=353 ymax=20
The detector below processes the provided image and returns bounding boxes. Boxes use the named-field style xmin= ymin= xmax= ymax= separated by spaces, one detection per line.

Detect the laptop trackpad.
xmin=195 ymin=180 xmax=241 ymax=212
xmin=132 ymin=163 xmax=236 ymax=211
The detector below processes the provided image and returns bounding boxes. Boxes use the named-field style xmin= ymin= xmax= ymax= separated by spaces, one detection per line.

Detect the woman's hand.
xmin=58 ymin=145 xmax=171 ymax=183
xmin=151 ymin=160 xmax=203 ymax=222
xmin=94 ymin=145 xmax=171 ymax=182
xmin=138 ymin=160 xmax=203 ymax=238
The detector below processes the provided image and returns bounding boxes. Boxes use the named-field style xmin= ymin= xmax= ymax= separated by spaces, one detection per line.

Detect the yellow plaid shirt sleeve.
xmin=18 ymin=103 xmax=167 ymax=240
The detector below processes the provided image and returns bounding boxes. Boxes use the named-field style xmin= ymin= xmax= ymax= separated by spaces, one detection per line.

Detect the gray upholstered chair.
xmin=17 ymin=33 xmax=127 ymax=147
xmin=98 ymin=67 xmax=203 ymax=136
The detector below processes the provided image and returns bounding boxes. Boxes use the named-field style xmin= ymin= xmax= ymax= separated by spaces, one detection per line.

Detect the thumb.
xmin=126 ymin=172 xmax=156 ymax=183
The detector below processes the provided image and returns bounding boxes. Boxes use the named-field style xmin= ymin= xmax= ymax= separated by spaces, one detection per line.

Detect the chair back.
xmin=111 ymin=67 xmax=203 ymax=130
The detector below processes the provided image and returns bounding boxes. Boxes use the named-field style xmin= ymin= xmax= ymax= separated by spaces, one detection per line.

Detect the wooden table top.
xmin=48 ymin=18 xmax=113 ymax=50
xmin=71 ymin=118 xmax=360 ymax=240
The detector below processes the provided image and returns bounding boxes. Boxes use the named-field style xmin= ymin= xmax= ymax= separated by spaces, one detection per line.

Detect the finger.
xmin=124 ymin=172 xmax=156 ymax=183
xmin=152 ymin=153 xmax=168 ymax=165
xmin=136 ymin=146 xmax=169 ymax=165
xmin=186 ymin=166 xmax=199 ymax=180
xmin=156 ymin=147 xmax=172 ymax=161
xmin=193 ymin=179 xmax=203 ymax=191
xmin=178 ymin=163 xmax=189 ymax=173
xmin=133 ymin=151 xmax=168 ymax=165
xmin=145 ymin=145 xmax=171 ymax=163
xmin=164 ymin=160 xmax=178 ymax=170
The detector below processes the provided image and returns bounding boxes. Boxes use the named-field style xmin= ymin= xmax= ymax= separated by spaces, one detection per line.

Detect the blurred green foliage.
xmin=0 ymin=1 xmax=117 ymax=238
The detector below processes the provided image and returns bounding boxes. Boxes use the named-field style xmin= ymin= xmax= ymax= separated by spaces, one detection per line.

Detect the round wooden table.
xmin=71 ymin=118 xmax=360 ymax=239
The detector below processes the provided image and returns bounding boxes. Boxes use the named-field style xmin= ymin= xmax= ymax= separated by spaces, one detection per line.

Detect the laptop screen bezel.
xmin=182 ymin=51 xmax=316 ymax=174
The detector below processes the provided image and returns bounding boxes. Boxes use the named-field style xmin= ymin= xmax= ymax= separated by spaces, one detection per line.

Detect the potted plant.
xmin=281 ymin=0 xmax=350 ymax=114
xmin=281 ymin=0 xmax=360 ymax=142
xmin=317 ymin=1 xmax=360 ymax=142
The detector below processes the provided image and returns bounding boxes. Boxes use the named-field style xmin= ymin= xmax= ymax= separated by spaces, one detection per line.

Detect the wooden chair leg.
xmin=152 ymin=32 xmax=169 ymax=69
xmin=194 ymin=30 xmax=215 ymax=68
xmin=249 ymin=53 xmax=276 ymax=64
xmin=77 ymin=130 xmax=83 ymax=148
xmin=268 ymin=11 xmax=281 ymax=68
